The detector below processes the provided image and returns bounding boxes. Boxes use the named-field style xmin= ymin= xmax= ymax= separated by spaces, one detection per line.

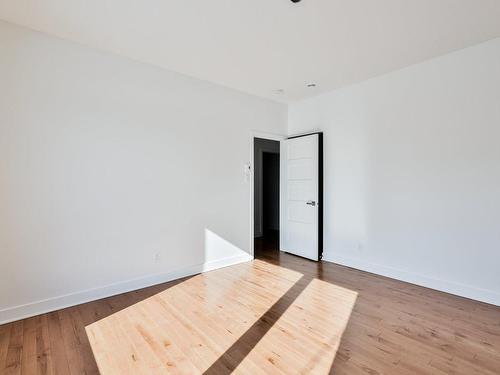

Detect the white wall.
xmin=289 ymin=38 xmax=500 ymax=306
xmin=0 ymin=21 xmax=287 ymax=323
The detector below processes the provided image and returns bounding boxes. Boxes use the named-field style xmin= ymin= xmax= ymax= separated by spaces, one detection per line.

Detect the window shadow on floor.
xmin=203 ymin=274 xmax=309 ymax=374
xmin=203 ymin=236 xmax=358 ymax=374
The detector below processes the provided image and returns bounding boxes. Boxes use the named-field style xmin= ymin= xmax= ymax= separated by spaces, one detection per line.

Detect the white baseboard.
xmin=323 ymin=253 xmax=500 ymax=307
xmin=0 ymin=253 xmax=252 ymax=325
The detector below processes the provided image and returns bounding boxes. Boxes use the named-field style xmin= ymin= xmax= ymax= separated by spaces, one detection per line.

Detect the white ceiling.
xmin=1 ymin=0 xmax=500 ymax=102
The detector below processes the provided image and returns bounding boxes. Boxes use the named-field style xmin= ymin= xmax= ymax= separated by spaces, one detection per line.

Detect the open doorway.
xmin=253 ymin=138 xmax=280 ymax=259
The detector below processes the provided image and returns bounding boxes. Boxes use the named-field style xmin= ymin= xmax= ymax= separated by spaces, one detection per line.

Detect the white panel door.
xmin=280 ymin=134 xmax=319 ymax=261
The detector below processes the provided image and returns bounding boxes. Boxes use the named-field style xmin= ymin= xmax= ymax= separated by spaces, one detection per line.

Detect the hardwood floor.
xmin=1 ymin=236 xmax=499 ymax=374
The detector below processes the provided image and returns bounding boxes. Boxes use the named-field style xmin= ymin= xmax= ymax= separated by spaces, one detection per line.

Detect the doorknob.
xmin=306 ymin=201 xmax=316 ymax=206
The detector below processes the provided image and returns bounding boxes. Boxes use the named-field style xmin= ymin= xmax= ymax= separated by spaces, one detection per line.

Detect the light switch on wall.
xmin=244 ymin=163 xmax=251 ymax=183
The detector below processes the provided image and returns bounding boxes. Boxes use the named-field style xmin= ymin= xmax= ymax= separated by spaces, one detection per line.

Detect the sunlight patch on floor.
xmin=234 ymin=277 xmax=358 ymax=374
xmin=86 ymin=260 xmax=356 ymax=374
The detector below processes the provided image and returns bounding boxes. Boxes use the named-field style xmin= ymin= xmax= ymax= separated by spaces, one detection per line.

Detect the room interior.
xmin=1 ymin=1 xmax=499 ymax=374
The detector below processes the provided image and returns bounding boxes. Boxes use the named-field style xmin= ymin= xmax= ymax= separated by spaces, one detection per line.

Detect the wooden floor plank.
xmin=46 ymin=312 xmax=71 ymax=374
xmin=0 ymin=324 xmax=11 ymax=371
xmin=20 ymin=317 xmax=37 ymax=375
xmin=4 ymin=320 xmax=23 ymax=375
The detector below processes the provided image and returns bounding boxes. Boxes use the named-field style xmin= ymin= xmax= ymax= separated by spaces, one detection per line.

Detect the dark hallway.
xmin=253 ymin=138 xmax=280 ymax=256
